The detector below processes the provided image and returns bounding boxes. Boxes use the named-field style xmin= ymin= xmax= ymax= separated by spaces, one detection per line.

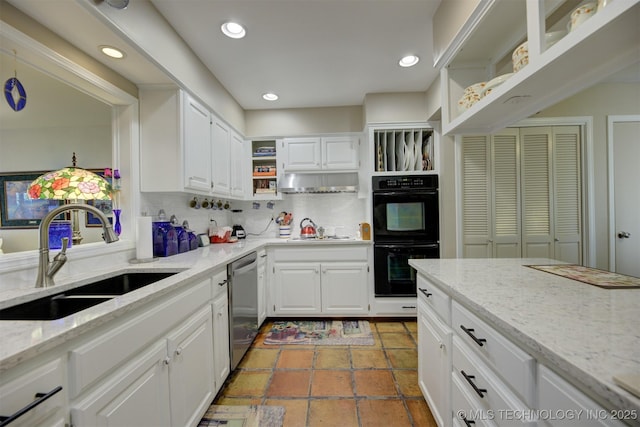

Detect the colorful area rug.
xmin=198 ymin=405 xmax=285 ymax=427
xmin=527 ymin=264 xmax=640 ymax=289
xmin=264 ymin=320 xmax=374 ymax=345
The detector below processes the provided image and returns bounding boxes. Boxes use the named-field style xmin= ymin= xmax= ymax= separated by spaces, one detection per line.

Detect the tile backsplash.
xmin=141 ymin=192 xmax=368 ymax=239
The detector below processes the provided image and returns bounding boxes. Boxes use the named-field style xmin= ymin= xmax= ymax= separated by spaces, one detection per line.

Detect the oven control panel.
xmin=373 ymin=175 xmax=438 ymax=190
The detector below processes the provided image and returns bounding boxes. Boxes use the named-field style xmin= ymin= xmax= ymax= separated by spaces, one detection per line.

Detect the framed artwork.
xmin=0 ymin=172 xmax=64 ymax=229
xmin=85 ymin=169 xmax=113 ymax=227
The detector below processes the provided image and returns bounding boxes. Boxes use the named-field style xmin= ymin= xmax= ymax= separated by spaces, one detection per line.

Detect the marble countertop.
xmin=409 ymin=258 xmax=640 ymax=416
xmin=0 ymin=237 xmax=371 ymax=372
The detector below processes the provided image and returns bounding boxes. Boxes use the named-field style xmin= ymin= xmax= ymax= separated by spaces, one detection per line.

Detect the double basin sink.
xmin=0 ymin=272 xmax=178 ymax=321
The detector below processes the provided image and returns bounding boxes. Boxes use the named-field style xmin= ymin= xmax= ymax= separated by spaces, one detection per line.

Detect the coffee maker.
xmin=230 ymin=209 xmax=246 ymax=239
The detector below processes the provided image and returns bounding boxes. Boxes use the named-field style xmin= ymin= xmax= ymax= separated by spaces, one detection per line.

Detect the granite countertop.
xmin=0 ymin=237 xmax=371 ymax=372
xmin=409 ymin=258 xmax=640 ymax=416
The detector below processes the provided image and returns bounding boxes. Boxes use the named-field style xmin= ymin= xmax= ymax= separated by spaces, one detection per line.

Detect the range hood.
xmin=279 ymin=172 xmax=359 ymax=193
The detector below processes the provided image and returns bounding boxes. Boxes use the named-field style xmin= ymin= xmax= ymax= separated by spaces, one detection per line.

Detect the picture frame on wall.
xmin=0 ymin=172 xmax=64 ymax=229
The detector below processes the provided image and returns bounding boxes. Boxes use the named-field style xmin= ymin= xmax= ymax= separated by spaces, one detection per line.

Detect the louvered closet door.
xmin=552 ymin=126 xmax=582 ymax=264
xmin=461 ymin=135 xmax=492 ymax=257
xmin=520 ymin=127 xmax=554 ymax=259
xmin=492 ymin=129 xmax=521 ymax=257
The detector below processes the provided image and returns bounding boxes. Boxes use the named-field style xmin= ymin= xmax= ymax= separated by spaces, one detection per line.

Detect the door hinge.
xmin=367 ymin=266 xmax=370 ymax=273
xmin=273 ymin=304 xmax=276 ymax=311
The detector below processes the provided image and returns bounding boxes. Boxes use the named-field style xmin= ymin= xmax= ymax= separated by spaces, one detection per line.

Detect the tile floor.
xmin=210 ymin=319 xmax=437 ymax=426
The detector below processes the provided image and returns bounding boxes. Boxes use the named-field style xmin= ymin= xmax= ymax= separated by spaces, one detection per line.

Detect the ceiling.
xmin=5 ymin=0 xmax=442 ymax=111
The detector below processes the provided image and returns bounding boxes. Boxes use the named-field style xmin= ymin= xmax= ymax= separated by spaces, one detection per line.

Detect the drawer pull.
xmin=461 ymin=370 xmax=487 ymax=398
xmin=401 ymin=305 xmax=417 ymax=309
xmin=218 ymin=279 xmax=229 ymax=286
xmin=462 ymin=416 xmax=476 ymax=426
xmin=418 ymin=288 xmax=432 ymax=297
xmin=460 ymin=325 xmax=487 ymax=347
xmin=0 ymin=385 xmax=62 ymax=426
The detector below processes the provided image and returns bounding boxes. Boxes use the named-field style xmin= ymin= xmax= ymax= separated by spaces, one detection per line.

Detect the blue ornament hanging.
xmin=4 ymin=77 xmax=27 ymax=112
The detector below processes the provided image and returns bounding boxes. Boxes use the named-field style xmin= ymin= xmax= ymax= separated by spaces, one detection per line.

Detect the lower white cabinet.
xmin=212 ymin=288 xmax=230 ymax=393
xmin=418 ymin=295 xmax=452 ymax=427
xmin=257 ymin=249 xmax=268 ymax=326
xmin=272 ymin=261 xmax=368 ymax=315
xmin=71 ymin=306 xmax=214 ymax=427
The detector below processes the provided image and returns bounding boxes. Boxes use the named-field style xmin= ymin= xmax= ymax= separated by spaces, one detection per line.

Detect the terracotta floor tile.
xmin=222 ymin=370 xmax=271 ymax=397
xmin=276 ymin=349 xmax=314 ymax=369
xmin=238 ymin=348 xmax=279 ymax=369
xmin=379 ymin=332 xmax=416 ymax=349
xmin=351 ymin=349 xmax=389 ymax=369
xmin=267 ymin=370 xmax=311 ymax=397
xmin=406 ymin=398 xmax=438 ymax=427
xmin=311 ymin=369 xmax=354 ymax=397
xmin=357 ymin=399 xmax=412 ymax=427
xmin=375 ymin=321 xmax=408 ymax=333
xmin=210 ymin=396 xmax=262 ymax=406
xmin=308 ymin=399 xmax=358 ymax=427
xmin=394 ymin=370 xmax=422 ymax=397
xmin=314 ymin=348 xmax=350 ymax=369
xmin=252 ymin=330 xmax=272 ymax=348
xmin=265 ymin=399 xmax=309 ymax=427
xmin=404 ymin=321 xmax=418 ymax=333
xmin=354 ymin=370 xmax=398 ymax=396
xmin=386 ymin=348 xmax=418 ymax=369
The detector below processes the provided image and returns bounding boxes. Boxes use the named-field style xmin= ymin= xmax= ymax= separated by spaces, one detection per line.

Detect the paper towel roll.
xmin=136 ymin=216 xmax=153 ymax=260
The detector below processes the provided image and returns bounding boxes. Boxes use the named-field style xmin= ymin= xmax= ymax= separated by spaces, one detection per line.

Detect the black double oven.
xmin=372 ymin=175 xmax=440 ymax=297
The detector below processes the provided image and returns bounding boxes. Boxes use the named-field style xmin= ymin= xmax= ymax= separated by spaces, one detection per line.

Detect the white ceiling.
xmin=6 ymin=0 xmax=442 ymax=111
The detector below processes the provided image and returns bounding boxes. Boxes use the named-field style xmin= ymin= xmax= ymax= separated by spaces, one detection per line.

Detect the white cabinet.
xmin=418 ymin=295 xmax=452 ymax=427
xmin=212 ymin=289 xmax=230 ymax=394
xmin=230 ymin=130 xmax=247 ymax=198
xmin=438 ymin=0 xmax=639 ymax=135
xmin=257 ymin=249 xmax=268 ymax=326
xmin=211 ymin=117 xmax=231 ymax=197
xmin=269 ymin=245 xmax=370 ymax=316
xmin=282 ymin=135 xmax=360 ymax=171
xmin=183 ymin=94 xmax=213 ymax=192
xmin=371 ymin=126 xmax=436 ymax=174
xmin=0 ymin=358 xmax=66 ymax=427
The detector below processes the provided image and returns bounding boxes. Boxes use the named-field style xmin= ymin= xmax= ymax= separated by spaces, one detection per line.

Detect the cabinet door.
xmin=283 ymin=137 xmax=321 ymax=171
xmin=230 ymin=130 xmax=246 ymax=198
xmin=491 ymin=129 xmax=520 ymax=258
xmin=71 ymin=341 xmax=171 ymax=427
xmin=321 ymin=136 xmax=359 ymax=170
xmin=212 ymin=290 xmax=230 ymax=393
xmin=257 ymin=251 xmax=267 ymax=326
xmin=183 ymin=94 xmax=213 ymax=193
xmin=212 ymin=118 xmax=231 ymax=196
xmin=321 ymin=262 xmax=368 ymax=314
xmin=273 ymin=262 xmax=321 ymax=314
xmin=418 ymin=299 xmax=452 ymax=427
xmin=167 ymin=306 xmax=214 ymax=427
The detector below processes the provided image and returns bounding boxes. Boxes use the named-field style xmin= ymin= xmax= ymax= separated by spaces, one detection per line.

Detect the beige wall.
xmin=363 ymin=92 xmax=428 ymax=125
xmin=534 ymin=82 xmax=640 ymax=269
xmin=245 ymin=105 xmax=363 ymax=137
xmin=432 ymin=0 xmax=481 ymax=66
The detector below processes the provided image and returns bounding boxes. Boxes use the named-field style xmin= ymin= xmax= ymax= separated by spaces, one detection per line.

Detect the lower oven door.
xmin=374 ymin=243 xmax=439 ymax=297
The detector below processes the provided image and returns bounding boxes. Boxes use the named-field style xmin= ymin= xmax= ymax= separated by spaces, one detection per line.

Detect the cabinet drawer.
xmin=0 ymin=358 xmax=65 ymax=427
xmin=417 ymin=274 xmax=450 ymax=323
xmin=452 ymin=371 xmax=498 ymax=427
xmin=452 ymin=301 xmax=535 ymax=406
xmin=69 ymin=279 xmax=210 ymax=398
xmin=211 ymin=267 xmax=228 ymax=298
xmin=538 ymin=365 xmax=627 ymax=427
xmin=373 ymin=297 xmax=417 ymax=316
xmin=452 ymin=336 xmax=534 ymax=427
xmin=272 ymin=246 xmax=367 ymax=262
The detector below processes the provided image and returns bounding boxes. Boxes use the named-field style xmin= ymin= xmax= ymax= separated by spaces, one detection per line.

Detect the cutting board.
xmin=613 ymin=374 xmax=640 ymax=399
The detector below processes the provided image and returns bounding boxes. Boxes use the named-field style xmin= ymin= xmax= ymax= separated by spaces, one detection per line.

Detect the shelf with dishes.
xmin=440 ymin=0 xmax=639 ymax=135
xmin=251 ymin=140 xmax=280 ymax=198
xmin=373 ymin=127 xmax=435 ymax=174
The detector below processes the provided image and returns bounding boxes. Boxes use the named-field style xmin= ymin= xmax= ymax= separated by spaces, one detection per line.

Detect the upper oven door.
xmin=372 ymin=189 xmax=439 ymax=242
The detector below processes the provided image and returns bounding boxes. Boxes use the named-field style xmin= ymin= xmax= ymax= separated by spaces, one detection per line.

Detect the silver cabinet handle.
xmin=618 ymin=231 xmax=631 ymax=239
xmin=175 ymin=347 xmax=183 ymax=356
xmin=163 ymin=356 xmax=171 ymax=365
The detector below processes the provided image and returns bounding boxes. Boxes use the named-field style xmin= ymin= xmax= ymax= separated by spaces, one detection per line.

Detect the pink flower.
xmin=78 ymin=181 xmax=101 ymax=194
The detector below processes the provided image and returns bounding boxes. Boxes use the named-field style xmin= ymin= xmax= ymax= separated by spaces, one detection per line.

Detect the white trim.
xmin=606 ymin=115 xmax=640 ymax=272
xmin=454 ymin=134 xmax=464 ymax=258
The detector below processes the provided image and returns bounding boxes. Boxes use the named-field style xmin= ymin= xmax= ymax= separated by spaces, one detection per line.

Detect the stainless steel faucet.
xmin=36 ymin=203 xmax=119 ymax=287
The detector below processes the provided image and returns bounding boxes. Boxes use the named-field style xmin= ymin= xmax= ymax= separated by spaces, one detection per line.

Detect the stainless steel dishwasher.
xmin=227 ymin=251 xmax=258 ymax=370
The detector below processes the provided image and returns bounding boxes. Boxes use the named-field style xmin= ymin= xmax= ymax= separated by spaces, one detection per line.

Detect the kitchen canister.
xmin=279 ymin=225 xmax=291 ymax=239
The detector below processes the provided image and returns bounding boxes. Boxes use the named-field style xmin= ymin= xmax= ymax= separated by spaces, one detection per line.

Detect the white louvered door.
xmin=520 ymin=127 xmax=554 ymax=259
xmin=492 ymin=129 xmax=521 ymax=258
xmin=461 ymin=135 xmax=492 ymax=258
xmin=552 ymin=126 xmax=582 ymax=264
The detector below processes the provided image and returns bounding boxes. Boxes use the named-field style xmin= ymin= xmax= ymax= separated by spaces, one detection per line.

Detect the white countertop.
xmin=0 ymin=237 xmax=371 ymax=372
xmin=409 ymin=258 xmax=640 ymax=416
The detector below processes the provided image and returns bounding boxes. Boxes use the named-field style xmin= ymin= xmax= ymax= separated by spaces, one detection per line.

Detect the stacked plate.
xmin=512 ymin=30 xmax=567 ymax=73
xmin=457 ymin=81 xmax=486 ymax=113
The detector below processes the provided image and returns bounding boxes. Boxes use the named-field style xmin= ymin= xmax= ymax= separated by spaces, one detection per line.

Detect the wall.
xmin=432 ymin=0 xmax=481 ymax=67
xmin=363 ymin=92 xmax=428 ymax=125
xmin=245 ymin=105 xmax=363 ymax=137
xmin=533 ymin=82 xmax=640 ymax=269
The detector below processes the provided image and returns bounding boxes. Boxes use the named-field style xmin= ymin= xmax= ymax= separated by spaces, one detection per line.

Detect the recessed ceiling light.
xmin=262 ymin=93 xmax=279 ymax=101
xmin=221 ymin=22 xmax=246 ymax=39
xmin=399 ymin=55 xmax=419 ymax=67
xmin=99 ymin=45 xmax=125 ymax=59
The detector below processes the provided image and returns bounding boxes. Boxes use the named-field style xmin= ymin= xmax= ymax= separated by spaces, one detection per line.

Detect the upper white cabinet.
xmin=140 ymin=87 xmax=247 ymax=199
xmin=282 ymin=135 xmax=360 ymax=172
xmin=439 ymin=0 xmax=640 ymax=135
